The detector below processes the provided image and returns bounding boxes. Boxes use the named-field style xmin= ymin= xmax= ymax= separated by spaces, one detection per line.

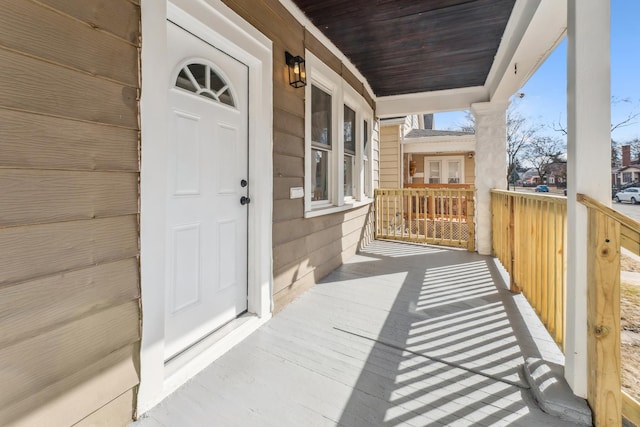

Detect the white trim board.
xmin=138 ymin=0 xmax=273 ymax=415
xmin=403 ymin=136 xmax=476 ymax=154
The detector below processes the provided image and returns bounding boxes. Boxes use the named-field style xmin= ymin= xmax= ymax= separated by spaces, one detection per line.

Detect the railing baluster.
xmin=374 ymin=187 xmax=476 ymax=250
xmin=490 ymin=190 xmax=567 ymax=348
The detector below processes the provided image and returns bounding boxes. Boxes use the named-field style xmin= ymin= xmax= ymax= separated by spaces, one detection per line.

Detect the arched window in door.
xmin=175 ymin=62 xmax=236 ymax=107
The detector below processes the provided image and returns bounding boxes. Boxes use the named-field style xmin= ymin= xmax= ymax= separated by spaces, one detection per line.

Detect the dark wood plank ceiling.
xmin=292 ymin=0 xmax=516 ymax=97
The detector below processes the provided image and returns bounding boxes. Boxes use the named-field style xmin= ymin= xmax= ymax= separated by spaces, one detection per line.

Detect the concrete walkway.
xmin=133 ymin=241 xmax=583 ymax=426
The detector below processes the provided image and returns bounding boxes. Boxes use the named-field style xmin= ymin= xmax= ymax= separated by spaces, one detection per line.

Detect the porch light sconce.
xmin=468 ymin=152 xmax=474 ymax=159
xmin=285 ymin=51 xmax=306 ymax=88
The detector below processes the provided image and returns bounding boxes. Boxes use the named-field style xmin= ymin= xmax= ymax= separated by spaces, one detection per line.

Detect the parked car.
xmin=535 ymin=185 xmax=549 ymax=192
xmin=614 ymin=187 xmax=640 ymax=204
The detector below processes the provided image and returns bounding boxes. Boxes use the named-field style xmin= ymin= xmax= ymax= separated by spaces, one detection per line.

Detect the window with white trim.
xmin=175 ymin=62 xmax=235 ymax=107
xmin=363 ymin=119 xmax=371 ymax=197
xmin=343 ymin=104 xmax=356 ymax=199
xmin=304 ymin=51 xmax=374 ymax=216
xmin=424 ymin=156 xmax=465 ymax=184
xmin=311 ymin=85 xmax=332 ymax=202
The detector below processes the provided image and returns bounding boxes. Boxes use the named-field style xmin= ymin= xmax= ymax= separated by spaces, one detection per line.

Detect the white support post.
xmin=471 ymin=101 xmax=509 ymax=255
xmin=564 ymin=0 xmax=611 ymax=398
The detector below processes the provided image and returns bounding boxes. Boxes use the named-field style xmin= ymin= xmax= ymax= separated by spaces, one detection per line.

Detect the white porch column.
xmin=564 ymin=0 xmax=611 ymax=398
xmin=471 ymin=101 xmax=509 ymax=255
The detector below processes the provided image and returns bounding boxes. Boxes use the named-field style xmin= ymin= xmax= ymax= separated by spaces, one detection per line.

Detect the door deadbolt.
xmin=240 ymin=179 xmax=248 ymax=187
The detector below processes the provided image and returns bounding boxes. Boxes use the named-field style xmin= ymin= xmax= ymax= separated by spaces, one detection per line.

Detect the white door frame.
xmin=138 ymin=0 xmax=273 ymax=415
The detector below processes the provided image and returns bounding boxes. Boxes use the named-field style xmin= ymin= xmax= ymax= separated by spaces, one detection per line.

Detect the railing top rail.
xmin=490 ymin=189 xmax=567 ymax=204
xmin=578 ymin=193 xmax=640 ymax=231
xmin=376 ymin=187 xmax=476 ymax=193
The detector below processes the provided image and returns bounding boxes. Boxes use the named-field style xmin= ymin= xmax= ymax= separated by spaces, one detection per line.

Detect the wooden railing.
xmin=375 ymin=187 xmax=475 ymax=251
xmin=490 ymin=190 xmax=567 ymax=348
xmin=578 ymin=194 xmax=640 ymax=427
xmin=491 ymin=189 xmax=640 ymax=426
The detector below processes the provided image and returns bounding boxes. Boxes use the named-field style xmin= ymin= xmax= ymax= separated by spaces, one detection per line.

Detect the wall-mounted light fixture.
xmin=285 ymin=51 xmax=306 ymax=88
xmin=468 ymin=152 xmax=474 ymax=159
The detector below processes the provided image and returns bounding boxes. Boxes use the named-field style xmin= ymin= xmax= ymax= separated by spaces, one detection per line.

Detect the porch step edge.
xmin=524 ymin=357 xmax=592 ymax=426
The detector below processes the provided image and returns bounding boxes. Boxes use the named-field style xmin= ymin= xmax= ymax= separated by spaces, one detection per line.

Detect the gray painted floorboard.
xmin=133 ymin=241 xmax=582 ymax=426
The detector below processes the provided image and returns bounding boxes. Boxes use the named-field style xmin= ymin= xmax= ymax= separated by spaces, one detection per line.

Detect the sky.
xmin=434 ymin=0 xmax=640 ymax=144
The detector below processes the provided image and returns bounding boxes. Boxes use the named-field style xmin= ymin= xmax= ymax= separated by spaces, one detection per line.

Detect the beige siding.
xmin=380 ymin=125 xmax=401 ymax=188
xmin=221 ymin=0 xmax=376 ymax=311
xmin=0 ymin=1 xmax=140 ymax=426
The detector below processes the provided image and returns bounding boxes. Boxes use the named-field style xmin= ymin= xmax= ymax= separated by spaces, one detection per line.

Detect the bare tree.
xmin=630 ymin=138 xmax=640 ymax=162
xmin=523 ymin=136 xmax=565 ymax=184
xmin=506 ymin=111 xmax=541 ymax=188
xmin=611 ymin=139 xmax=621 ymax=166
xmin=460 ymin=103 xmax=541 ymax=188
xmin=552 ymin=97 xmax=640 ymax=135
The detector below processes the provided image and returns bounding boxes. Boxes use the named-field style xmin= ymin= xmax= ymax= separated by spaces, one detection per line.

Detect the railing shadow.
xmin=323 ymin=240 xmax=572 ymax=426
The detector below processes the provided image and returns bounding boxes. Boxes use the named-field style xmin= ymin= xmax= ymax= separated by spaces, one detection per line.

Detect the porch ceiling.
xmin=292 ymin=0 xmax=516 ymax=97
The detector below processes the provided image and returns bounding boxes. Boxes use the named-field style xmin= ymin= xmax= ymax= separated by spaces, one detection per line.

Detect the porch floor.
xmin=133 ymin=240 xmax=582 ymax=427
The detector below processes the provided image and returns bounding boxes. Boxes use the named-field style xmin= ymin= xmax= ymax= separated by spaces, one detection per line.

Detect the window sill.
xmin=304 ymin=198 xmax=374 ymax=219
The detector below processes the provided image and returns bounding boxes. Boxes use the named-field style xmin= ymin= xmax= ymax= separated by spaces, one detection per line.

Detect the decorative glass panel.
xmin=312 ymin=149 xmax=329 ymax=201
xmin=344 ymin=105 xmax=356 ymax=154
xmin=312 ymin=86 xmax=331 ymax=147
xmin=175 ymin=63 xmax=235 ymax=107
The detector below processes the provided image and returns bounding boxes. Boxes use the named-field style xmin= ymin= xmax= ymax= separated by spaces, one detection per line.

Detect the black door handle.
xmin=240 ymin=196 xmax=251 ymax=205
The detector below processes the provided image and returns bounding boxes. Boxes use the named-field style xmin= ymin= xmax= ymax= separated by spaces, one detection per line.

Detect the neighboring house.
xmin=0 ymin=1 xmax=614 ymax=426
xmin=618 ymin=165 xmax=640 ymax=186
xmin=520 ymin=162 xmax=566 ymax=187
xmin=379 ymin=117 xmax=475 ymax=189
xmin=614 ymin=145 xmax=640 ymax=187
xmin=403 ymin=128 xmax=476 ymax=187
xmin=521 ymin=168 xmax=541 ymax=186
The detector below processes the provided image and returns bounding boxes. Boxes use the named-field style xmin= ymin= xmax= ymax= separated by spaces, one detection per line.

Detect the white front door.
xmin=164 ymin=22 xmax=249 ymax=360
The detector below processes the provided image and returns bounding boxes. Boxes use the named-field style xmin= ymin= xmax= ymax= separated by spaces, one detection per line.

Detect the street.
xmin=612 ymin=201 xmax=640 ymax=222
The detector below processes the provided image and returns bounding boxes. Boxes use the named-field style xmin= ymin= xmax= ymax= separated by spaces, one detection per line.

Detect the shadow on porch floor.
xmin=133 ymin=240 xmax=582 ymax=426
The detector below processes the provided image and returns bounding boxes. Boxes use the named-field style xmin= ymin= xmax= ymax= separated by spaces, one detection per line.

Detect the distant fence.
xmin=374 ymin=187 xmax=475 ymax=251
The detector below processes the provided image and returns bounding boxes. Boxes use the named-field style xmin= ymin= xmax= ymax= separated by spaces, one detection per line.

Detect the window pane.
xmin=312 ymin=149 xmax=329 ymax=201
xmin=187 ymin=63 xmax=207 ymax=88
xmin=448 ymin=160 xmax=461 ymax=184
xmin=363 ymin=119 xmax=369 ymax=156
xmin=428 ymin=161 xmax=440 ymax=184
xmin=344 ymin=105 xmax=356 ymax=154
xmin=344 ymin=155 xmax=354 ymax=198
xmin=364 ymin=158 xmax=370 ymax=197
xmin=312 ymin=86 xmax=331 ymax=147
xmin=363 ymin=119 xmax=370 ymax=197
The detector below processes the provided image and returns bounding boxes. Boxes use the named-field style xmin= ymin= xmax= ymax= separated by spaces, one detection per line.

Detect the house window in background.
xmin=623 ymin=172 xmax=632 ymax=183
xmin=311 ymin=85 xmax=331 ymax=202
xmin=424 ymin=156 xmax=465 ymax=185
xmin=428 ymin=161 xmax=441 ymax=184
xmin=448 ymin=160 xmax=461 ymax=184
xmin=343 ymin=105 xmax=356 ymax=199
